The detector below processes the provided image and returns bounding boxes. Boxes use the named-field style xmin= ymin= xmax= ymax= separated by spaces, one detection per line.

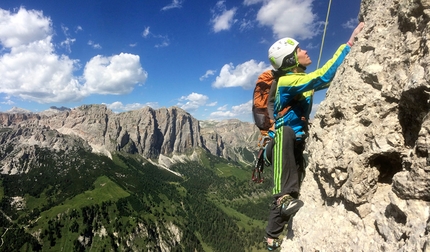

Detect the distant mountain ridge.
xmin=0 ymin=104 xmax=259 ymax=175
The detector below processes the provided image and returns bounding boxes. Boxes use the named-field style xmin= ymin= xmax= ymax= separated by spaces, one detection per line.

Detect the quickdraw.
xmin=251 ymin=136 xmax=271 ymax=183
xmin=251 ymin=148 xmax=265 ymax=183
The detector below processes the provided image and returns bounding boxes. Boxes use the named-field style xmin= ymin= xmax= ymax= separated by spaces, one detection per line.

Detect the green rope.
xmin=316 ymin=0 xmax=332 ymax=69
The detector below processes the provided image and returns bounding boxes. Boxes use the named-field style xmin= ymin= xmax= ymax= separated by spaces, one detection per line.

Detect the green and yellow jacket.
xmin=272 ymin=44 xmax=352 ymax=136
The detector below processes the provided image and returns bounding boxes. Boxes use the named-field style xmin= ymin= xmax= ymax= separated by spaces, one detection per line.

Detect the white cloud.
xmin=83 ymin=53 xmax=147 ymax=95
xmin=209 ymin=100 xmax=252 ymax=119
xmin=342 ymin=18 xmax=358 ymax=29
xmin=61 ymin=38 xmax=76 ymax=53
xmin=155 ymin=39 xmax=170 ymax=48
xmin=243 ymin=0 xmax=264 ymax=5
xmin=231 ymin=100 xmax=252 ymax=114
xmin=212 ymin=59 xmax=269 ymax=89
xmin=206 ymin=101 xmax=217 ymax=107
xmin=178 ymin=92 xmax=209 ymax=111
xmin=211 ymin=1 xmax=237 ymax=32
xmin=88 ymin=40 xmax=102 ymax=49
xmin=310 ymin=102 xmax=319 ymax=119
xmin=212 ymin=8 xmax=237 ymax=32
xmin=1 ymin=98 xmax=14 ymax=105
xmin=217 ymin=104 xmax=228 ymax=111
xmin=105 ymin=101 xmax=158 ymax=112
xmin=199 ymin=69 xmax=216 ymax=81
xmin=210 ymin=110 xmax=236 ymax=118
xmin=142 ymin=27 xmax=170 ymax=48
xmin=0 ymin=7 xmax=147 ymax=104
xmin=0 ymin=8 xmax=51 ymax=48
xmin=239 ymin=19 xmax=254 ymax=31
xmin=153 ymin=34 xmax=170 ymax=48
xmin=161 ymin=0 xmax=183 ymax=11
xmin=75 ymin=26 xmax=83 ymax=33
xmin=0 ymin=36 xmax=84 ymax=103
xmin=251 ymin=0 xmax=321 ymax=40
xmin=142 ymin=27 xmax=150 ymax=37
xmin=59 ymin=25 xmax=77 ymax=53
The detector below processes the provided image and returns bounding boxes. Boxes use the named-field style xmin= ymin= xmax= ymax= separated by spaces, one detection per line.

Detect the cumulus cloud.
xmin=105 ymin=101 xmax=158 ymax=112
xmin=212 ymin=59 xmax=269 ymax=89
xmin=210 ymin=100 xmax=252 ymax=119
xmin=0 ymin=7 xmax=147 ymax=104
xmin=0 ymin=8 xmax=51 ymax=48
xmin=178 ymin=92 xmax=209 ymax=112
xmin=82 ymin=53 xmax=147 ymax=95
xmin=161 ymin=0 xmax=184 ymax=11
xmin=247 ymin=0 xmax=321 ymax=40
xmin=211 ymin=1 xmax=237 ymax=32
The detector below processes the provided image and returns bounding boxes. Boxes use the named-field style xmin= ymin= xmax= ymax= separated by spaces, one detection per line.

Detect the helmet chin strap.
xmin=280 ymin=64 xmax=306 ymax=73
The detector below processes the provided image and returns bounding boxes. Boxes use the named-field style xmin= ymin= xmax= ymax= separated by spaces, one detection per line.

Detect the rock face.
xmin=282 ymin=0 xmax=430 ymax=251
xmin=200 ymin=119 xmax=260 ymax=164
xmin=1 ymin=105 xmax=204 ymax=160
xmin=0 ymin=105 xmax=259 ymax=174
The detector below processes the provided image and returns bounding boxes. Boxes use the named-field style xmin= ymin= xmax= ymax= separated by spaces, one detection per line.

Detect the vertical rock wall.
xmin=282 ymin=0 xmax=430 ymax=251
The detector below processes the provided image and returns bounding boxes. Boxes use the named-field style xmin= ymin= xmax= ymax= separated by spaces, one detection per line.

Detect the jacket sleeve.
xmin=276 ymin=44 xmax=351 ymax=104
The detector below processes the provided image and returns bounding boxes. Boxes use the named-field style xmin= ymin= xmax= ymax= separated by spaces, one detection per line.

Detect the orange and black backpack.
xmin=251 ymin=69 xmax=279 ymax=183
xmin=252 ymin=70 xmax=279 ymax=137
xmin=252 ymin=69 xmax=303 ymax=138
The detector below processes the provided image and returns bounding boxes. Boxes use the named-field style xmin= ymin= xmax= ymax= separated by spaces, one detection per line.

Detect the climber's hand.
xmin=348 ymin=22 xmax=365 ymax=46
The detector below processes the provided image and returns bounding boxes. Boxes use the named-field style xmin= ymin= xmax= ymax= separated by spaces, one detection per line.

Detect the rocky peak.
xmin=0 ymin=105 xmax=260 ymax=174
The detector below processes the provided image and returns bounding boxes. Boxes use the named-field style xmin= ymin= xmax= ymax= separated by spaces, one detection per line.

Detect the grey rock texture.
xmin=0 ymin=105 xmax=205 ymax=173
xmin=281 ymin=0 xmax=430 ymax=251
xmin=0 ymin=105 xmax=259 ymax=174
xmin=200 ymin=119 xmax=260 ymax=164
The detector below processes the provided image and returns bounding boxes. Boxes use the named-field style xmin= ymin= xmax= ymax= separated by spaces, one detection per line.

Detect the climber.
xmin=264 ymin=22 xmax=365 ymax=251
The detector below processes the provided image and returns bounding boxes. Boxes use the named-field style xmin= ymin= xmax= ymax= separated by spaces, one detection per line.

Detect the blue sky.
xmin=0 ymin=0 xmax=361 ymax=122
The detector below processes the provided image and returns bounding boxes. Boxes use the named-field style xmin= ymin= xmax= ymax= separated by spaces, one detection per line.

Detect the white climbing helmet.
xmin=268 ymin=37 xmax=299 ymax=70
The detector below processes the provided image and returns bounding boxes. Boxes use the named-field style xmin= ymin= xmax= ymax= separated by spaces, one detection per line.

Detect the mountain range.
xmin=0 ymin=105 xmax=270 ymax=251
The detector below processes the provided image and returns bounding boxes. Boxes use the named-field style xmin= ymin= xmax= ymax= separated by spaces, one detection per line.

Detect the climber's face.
xmin=297 ymin=47 xmax=312 ymax=67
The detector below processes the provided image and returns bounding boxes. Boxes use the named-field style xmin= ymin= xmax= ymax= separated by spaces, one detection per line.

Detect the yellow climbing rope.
xmin=316 ymin=0 xmax=332 ymax=69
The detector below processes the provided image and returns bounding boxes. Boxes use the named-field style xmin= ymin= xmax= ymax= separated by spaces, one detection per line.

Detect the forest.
xmin=0 ymin=145 xmax=275 ymax=251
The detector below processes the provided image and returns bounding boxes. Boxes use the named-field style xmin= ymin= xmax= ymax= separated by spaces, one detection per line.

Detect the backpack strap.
xmin=276 ymin=94 xmax=302 ymax=119
xmin=271 ymin=70 xmax=308 ymax=123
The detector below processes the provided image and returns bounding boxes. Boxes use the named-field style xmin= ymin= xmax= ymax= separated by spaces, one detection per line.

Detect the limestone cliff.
xmin=281 ymin=0 xmax=430 ymax=251
xmin=0 ymin=105 xmax=259 ymax=174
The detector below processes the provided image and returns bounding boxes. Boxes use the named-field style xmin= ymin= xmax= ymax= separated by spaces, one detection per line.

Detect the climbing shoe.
xmin=276 ymin=194 xmax=304 ymax=219
xmin=264 ymin=237 xmax=281 ymax=251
